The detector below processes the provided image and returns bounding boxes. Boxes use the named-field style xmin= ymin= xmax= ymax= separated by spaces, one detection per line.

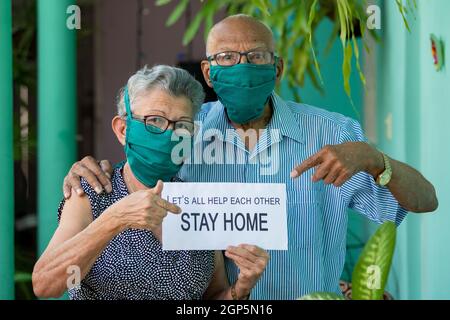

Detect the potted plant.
xmin=300 ymin=221 xmax=397 ymax=300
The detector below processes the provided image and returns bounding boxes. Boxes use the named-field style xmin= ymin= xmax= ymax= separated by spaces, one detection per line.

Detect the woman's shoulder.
xmin=80 ymin=161 xmax=126 ymax=195
xmin=83 ymin=162 xmax=127 ymax=200
xmin=57 ymin=162 xmax=127 ymax=224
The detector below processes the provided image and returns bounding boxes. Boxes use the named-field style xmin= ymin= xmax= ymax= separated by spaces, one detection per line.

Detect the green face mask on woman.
xmin=209 ymin=58 xmax=277 ymax=124
xmin=123 ymin=87 xmax=182 ymax=188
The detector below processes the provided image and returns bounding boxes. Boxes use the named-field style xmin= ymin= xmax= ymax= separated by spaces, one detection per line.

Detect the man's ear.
xmin=201 ymin=60 xmax=213 ymax=88
xmin=112 ymin=116 xmax=127 ymax=146
xmin=275 ymin=57 xmax=284 ymax=85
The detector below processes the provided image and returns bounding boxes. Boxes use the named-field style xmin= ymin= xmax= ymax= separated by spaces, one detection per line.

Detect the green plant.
xmin=156 ymin=0 xmax=415 ymax=102
xmin=299 ymin=221 xmax=397 ymax=300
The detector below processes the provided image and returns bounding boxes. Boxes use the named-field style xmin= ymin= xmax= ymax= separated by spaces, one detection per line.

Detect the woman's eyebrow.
xmin=142 ymin=111 xmax=193 ymax=122
xmin=144 ymin=108 xmax=167 ymax=115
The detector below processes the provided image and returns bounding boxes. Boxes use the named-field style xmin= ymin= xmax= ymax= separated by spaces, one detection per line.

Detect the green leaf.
xmin=166 ymin=0 xmax=189 ymax=27
xmin=270 ymin=2 xmax=296 ymax=25
xmin=298 ymin=292 xmax=345 ymax=300
xmin=306 ymin=64 xmax=324 ymax=95
xmin=307 ymin=0 xmax=318 ymax=34
xmin=183 ymin=11 xmax=204 ymax=46
xmin=15 ymin=272 xmax=32 ymax=283
xmin=254 ymin=0 xmax=271 ymax=16
xmin=342 ymin=42 xmax=353 ymax=98
xmin=325 ymin=19 xmax=341 ymax=54
xmin=336 ymin=0 xmax=348 ymax=48
xmin=155 ymin=0 xmax=172 ymax=6
xmin=202 ymin=0 xmax=224 ymax=42
xmin=352 ymin=35 xmax=366 ymax=87
xmin=352 ymin=222 xmax=397 ymax=300
xmin=307 ymin=0 xmax=323 ymax=85
xmin=204 ymin=12 xmax=214 ymax=42
xmin=395 ymin=0 xmax=411 ymax=32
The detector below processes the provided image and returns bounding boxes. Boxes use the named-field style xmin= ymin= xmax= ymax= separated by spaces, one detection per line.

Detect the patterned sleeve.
xmin=338 ymin=117 xmax=408 ymax=226
xmin=57 ymin=198 xmax=66 ymax=224
xmin=57 ymin=177 xmax=99 ymax=224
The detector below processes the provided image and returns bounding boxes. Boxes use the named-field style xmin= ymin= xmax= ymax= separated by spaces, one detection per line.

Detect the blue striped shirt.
xmin=177 ymin=93 xmax=407 ymax=300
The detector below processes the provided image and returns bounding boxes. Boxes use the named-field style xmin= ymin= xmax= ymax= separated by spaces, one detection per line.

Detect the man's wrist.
xmin=367 ymin=146 xmax=385 ymax=179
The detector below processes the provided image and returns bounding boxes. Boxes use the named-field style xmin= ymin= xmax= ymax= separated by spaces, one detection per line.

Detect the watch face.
xmin=380 ymin=173 xmax=390 ymax=186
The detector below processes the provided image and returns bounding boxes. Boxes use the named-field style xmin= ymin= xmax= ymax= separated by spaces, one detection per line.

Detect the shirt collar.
xmin=268 ymin=93 xmax=304 ymax=144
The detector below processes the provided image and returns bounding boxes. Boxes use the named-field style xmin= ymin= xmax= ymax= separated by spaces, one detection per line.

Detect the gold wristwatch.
xmin=376 ymin=153 xmax=392 ymax=186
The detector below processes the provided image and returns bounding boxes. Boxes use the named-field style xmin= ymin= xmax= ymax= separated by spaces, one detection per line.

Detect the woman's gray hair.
xmin=117 ymin=65 xmax=205 ymax=116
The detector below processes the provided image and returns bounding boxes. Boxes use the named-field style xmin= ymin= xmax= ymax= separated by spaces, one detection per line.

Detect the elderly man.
xmin=62 ymin=15 xmax=438 ymax=299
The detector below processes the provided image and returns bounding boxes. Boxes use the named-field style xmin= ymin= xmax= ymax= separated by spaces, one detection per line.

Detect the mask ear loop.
xmin=123 ymin=86 xmax=132 ymax=152
xmin=124 ymin=86 xmax=132 ymax=119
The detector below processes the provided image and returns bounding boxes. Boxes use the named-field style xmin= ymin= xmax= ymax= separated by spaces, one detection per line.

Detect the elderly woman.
xmin=32 ymin=65 xmax=269 ymax=300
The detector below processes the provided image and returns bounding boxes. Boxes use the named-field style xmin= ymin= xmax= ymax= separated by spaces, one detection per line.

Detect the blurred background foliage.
xmin=157 ymin=0 xmax=415 ymax=102
xmin=12 ymin=0 xmax=37 ymax=300
xmin=11 ymin=0 xmax=93 ymax=299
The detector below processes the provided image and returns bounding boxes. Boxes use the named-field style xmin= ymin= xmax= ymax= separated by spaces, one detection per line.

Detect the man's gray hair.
xmin=117 ymin=65 xmax=205 ymax=116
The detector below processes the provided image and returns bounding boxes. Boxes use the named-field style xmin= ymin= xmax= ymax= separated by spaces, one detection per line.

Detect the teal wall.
xmin=377 ymin=0 xmax=450 ymax=299
xmin=279 ymin=18 xmax=368 ymax=281
xmin=0 ymin=0 xmax=15 ymax=300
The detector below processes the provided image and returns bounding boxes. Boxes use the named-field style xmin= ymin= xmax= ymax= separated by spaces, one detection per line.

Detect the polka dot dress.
xmin=57 ymin=163 xmax=215 ymax=300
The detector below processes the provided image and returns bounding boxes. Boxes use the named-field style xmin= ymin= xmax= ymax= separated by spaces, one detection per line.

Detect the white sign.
xmin=161 ymin=183 xmax=288 ymax=251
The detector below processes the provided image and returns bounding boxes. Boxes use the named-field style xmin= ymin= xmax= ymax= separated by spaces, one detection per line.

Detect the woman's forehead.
xmin=132 ymin=89 xmax=193 ymax=117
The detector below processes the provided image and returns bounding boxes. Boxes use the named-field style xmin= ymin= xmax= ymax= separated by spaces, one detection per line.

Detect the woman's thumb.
xmin=151 ymin=180 xmax=164 ymax=196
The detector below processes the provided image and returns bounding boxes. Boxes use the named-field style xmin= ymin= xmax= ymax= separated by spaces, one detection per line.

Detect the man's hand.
xmin=225 ymin=244 xmax=269 ymax=299
xmin=290 ymin=142 xmax=384 ymax=187
xmin=63 ymin=156 xmax=113 ymax=199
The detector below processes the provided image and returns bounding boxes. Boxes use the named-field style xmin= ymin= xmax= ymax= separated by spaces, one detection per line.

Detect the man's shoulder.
xmin=284 ymin=99 xmax=361 ymax=133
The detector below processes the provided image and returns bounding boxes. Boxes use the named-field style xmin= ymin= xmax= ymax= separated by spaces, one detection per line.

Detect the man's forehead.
xmin=206 ymin=16 xmax=274 ymax=55
xmin=207 ymin=33 xmax=273 ymax=54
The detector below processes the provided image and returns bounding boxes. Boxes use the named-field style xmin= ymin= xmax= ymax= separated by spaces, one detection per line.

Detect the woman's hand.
xmin=107 ymin=180 xmax=181 ymax=233
xmin=225 ymin=244 xmax=269 ymax=299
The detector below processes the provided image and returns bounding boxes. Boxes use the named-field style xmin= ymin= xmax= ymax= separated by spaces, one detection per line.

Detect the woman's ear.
xmin=112 ymin=116 xmax=127 ymax=146
xmin=201 ymin=60 xmax=213 ymax=88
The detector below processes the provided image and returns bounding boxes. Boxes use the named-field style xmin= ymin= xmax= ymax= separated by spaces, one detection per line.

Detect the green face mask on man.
xmin=209 ymin=57 xmax=278 ymax=124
